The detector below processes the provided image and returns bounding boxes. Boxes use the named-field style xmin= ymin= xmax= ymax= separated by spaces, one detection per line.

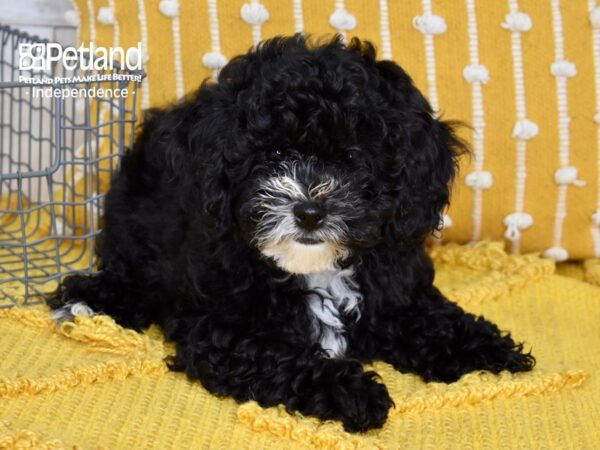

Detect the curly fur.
xmin=48 ymin=35 xmax=534 ymax=432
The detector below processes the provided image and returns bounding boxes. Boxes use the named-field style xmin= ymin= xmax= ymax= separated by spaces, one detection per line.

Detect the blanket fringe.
xmin=237 ymin=402 xmax=385 ymax=450
xmin=237 ymin=369 xmax=588 ymax=449
xmin=389 ymin=369 xmax=588 ymax=415
xmin=0 ymin=358 xmax=168 ymax=399
xmin=0 ymin=421 xmax=78 ymax=450
xmin=429 ymin=242 xmax=555 ymax=304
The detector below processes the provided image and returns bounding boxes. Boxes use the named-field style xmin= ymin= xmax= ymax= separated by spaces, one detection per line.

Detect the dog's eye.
xmin=269 ymin=149 xmax=283 ymax=159
xmin=344 ymin=149 xmax=359 ymax=163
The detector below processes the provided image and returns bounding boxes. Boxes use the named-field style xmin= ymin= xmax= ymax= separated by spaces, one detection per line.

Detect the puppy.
xmin=49 ymin=35 xmax=534 ymax=432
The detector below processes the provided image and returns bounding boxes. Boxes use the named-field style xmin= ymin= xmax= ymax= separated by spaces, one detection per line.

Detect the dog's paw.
xmin=51 ymin=301 xmax=95 ymax=324
xmin=290 ymin=364 xmax=393 ymax=432
xmin=335 ymin=372 xmax=394 ymax=433
xmin=466 ymin=335 xmax=536 ymax=376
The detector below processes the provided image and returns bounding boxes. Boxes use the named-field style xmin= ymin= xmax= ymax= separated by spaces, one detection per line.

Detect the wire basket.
xmin=0 ymin=25 xmax=142 ymax=307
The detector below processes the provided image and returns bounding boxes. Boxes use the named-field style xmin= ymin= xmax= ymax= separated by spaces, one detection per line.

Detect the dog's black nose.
xmin=293 ymin=202 xmax=326 ymax=231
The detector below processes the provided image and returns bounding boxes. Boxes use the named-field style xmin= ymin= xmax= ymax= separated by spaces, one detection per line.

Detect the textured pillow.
xmin=68 ymin=0 xmax=600 ymax=260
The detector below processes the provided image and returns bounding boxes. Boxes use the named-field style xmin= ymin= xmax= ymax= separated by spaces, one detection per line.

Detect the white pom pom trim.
xmin=329 ymin=9 xmax=356 ymax=31
xmin=64 ymin=10 xmax=79 ymax=26
xmin=54 ymin=217 xmax=75 ymax=237
xmin=590 ymin=7 xmax=600 ymax=28
xmin=202 ymin=52 xmax=227 ymax=70
xmin=128 ymin=48 xmax=149 ymax=66
xmin=595 ymin=112 xmax=600 ymax=124
xmin=543 ymin=246 xmax=569 ymax=262
xmin=465 ymin=170 xmax=493 ymax=190
xmin=158 ymin=0 xmax=179 ymax=17
xmin=240 ymin=2 xmax=269 ymax=26
xmin=551 ymin=60 xmax=577 ymax=78
xmin=412 ymin=14 xmax=447 ymax=35
xmin=592 ymin=210 xmax=600 ymax=226
xmin=97 ymin=7 xmax=115 ymax=25
xmin=463 ymin=64 xmax=489 ymax=84
xmin=512 ymin=119 xmax=539 ymax=140
xmin=503 ymin=212 xmax=533 ymax=241
xmin=441 ymin=214 xmax=453 ymax=229
xmin=554 ymin=166 xmax=586 ymax=187
xmin=501 ymin=12 xmax=532 ymax=32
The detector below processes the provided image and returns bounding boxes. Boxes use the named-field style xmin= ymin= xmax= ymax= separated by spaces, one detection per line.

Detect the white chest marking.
xmin=304 ymin=266 xmax=362 ymax=358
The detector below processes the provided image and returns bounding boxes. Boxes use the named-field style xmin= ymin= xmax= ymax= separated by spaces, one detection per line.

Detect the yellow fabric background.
xmin=1 ymin=243 xmax=599 ymax=449
xmin=70 ymin=0 xmax=600 ymax=260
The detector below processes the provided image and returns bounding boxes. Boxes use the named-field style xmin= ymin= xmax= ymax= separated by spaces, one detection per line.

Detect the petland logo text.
xmin=18 ymin=42 xmax=143 ymax=72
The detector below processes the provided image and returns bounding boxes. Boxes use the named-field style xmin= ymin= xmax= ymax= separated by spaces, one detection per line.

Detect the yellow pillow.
xmin=70 ymin=0 xmax=600 ymax=260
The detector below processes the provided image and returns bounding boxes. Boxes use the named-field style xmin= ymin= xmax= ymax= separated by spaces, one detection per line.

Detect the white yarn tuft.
xmin=202 ymin=51 xmax=227 ymax=70
xmin=543 ymin=246 xmax=569 ymax=262
xmin=158 ymin=0 xmax=179 ymax=17
xmin=512 ymin=119 xmax=539 ymax=140
xmin=128 ymin=48 xmax=149 ymax=65
xmin=554 ymin=166 xmax=586 ymax=187
xmin=206 ymin=0 xmax=224 ymax=78
xmin=292 ymin=0 xmax=304 ymax=33
xmin=412 ymin=14 xmax=447 ymax=35
xmin=551 ymin=60 xmax=577 ymax=78
xmin=464 ymin=0 xmax=486 ymax=243
xmin=52 ymin=301 xmax=95 ymax=323
xmin=590 ymin=7 xmax=600 ymax=28
xmin=595 ymin=112 xmax=600 ymax=124
xmin=503 ymin=212 xmax=533 ymax=241
xmin=501 ymin=11 xmax=532 ymax=32
xmin=465 ymin=170 xmax=493 ymax=190
xmin=97 ymin=6 xmax=114 ymax=25
xmin=137 ymin=0 xmax=151 ymax=109
xmin=463 ymin=64 xmax=489 ymax=84
xmin=54 ymin=217 xmax=74 ymax=237
xmin=70 ymin=302 xmax=94 ymax=317
xmin=379 ymin=0 xmax=392 ymax=59
xmin=65 ymin=10 xmax=80 ymax=26
xmin=441 ymin=214 xmax=453 ymax=229
xmin=329 ymin=9 xmax=356 ymax=31
xmin=86 ymin=0 xmax=96 ymax=43
xmin=592 ymin=210 xmax=600 ymax=226
xmin=240 ymin=2 xmax=269 ymax=26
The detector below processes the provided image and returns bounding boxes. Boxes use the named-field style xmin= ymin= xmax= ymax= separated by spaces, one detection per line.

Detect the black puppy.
xmin=49 ymin=35 xmax=534 ymax=432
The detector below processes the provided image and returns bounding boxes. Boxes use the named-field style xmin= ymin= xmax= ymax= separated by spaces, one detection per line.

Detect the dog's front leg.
xmin=165 ymin=313 xmax=394 ymax=432
xmin=349 ymin=286 xmax=535 ymax=383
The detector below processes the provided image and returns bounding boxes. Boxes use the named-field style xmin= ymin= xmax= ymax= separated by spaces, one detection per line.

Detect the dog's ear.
xmin=170 ymin=44 xmax=275 ymax=232
xmin=141 ymin=82 xmax=243 ymax=232
xmin=374 ymin=60 xmax=466 ymax=246
xmin=189 ymin=86 xmax=243 ymax=231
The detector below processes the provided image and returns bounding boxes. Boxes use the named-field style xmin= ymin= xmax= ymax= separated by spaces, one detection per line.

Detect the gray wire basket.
xmin=0 ymin=25 xmax=142 ymax=307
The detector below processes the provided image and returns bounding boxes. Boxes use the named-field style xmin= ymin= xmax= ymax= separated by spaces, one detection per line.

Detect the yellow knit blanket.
xmin=1 ymin=242 xmax=598 ymax=449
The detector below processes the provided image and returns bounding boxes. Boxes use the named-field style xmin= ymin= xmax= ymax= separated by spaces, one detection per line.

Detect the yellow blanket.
xmin=1 ymin=243 xmax=598 ymax=449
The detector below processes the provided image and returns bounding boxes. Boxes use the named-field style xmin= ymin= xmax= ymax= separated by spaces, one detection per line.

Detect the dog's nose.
xmin=293 ymin=202 xmax=326 ymax=231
